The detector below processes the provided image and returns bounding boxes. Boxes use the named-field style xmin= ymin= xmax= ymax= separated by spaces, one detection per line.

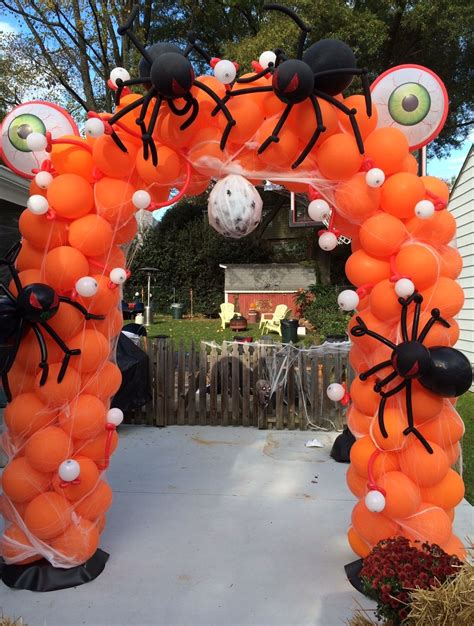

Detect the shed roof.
xmin=224 ymin=264 xmax=315 ymax=292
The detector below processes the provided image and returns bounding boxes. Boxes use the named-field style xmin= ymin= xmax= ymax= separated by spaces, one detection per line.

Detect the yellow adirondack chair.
xmin=219 ymin=302 xmax=239 ymax=329
xmin=260 ymin=304 xmax=290 ymax=336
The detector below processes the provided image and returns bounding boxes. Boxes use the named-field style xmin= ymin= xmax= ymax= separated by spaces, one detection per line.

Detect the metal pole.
xmin=147 ymin=273 xmax=151 ymax=308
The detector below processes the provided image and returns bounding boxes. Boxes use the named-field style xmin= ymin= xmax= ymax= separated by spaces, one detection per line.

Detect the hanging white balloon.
xmin=207 ymin=175 xmax=263 ymax=239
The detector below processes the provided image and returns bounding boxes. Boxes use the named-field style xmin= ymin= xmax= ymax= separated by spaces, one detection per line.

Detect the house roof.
xmin=224 ymin=264 xmax=315 ymax=292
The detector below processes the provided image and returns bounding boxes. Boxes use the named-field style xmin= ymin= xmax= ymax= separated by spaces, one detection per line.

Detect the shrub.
xmin=296 ymin=284 xmax=349 ymax=342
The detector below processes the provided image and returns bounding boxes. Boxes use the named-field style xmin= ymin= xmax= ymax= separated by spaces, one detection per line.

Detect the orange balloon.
xmin=190 ymin=75 xmax=226 ymax=116
xmin=405 ymin=311 xmax=459 ymax=348
xmin=86 ymin=307 xmax=123 ymax=339
xmin=89 ymin=246 xmax=126 ymax=272
xmin=350 ymin=377 xmax=380 ymax=415
xmin=155 ymin=107 xmax=200 ymax=148
xmin=378 ymin=471 xmax=421 ymax=518
xmin=44 ymin=246 xmax=89 ymax=292
xmin=75 ymin=480 xmax=113 ymax=520
xmin=364 ymin=127 xmax=409 ymax=175
xmin=67 ymin=329 xmax=110 ymax=373
xmin=347 ymin=526 xmax=371 ymax=558
xmin=53 ymin=456 xmax=99 ymax=502
xmin=338 ymin=96 xmax=378 ymax=138
xmin=334 ymin=173 xmax=381 ymax=224
xmin=255 ymin=119 xmax=299 ymax=167
xmin=18 ymin=210 xmax=69 ymax=250
xmin=50 ymin=518 xmax=99 ymax=564
xmin=94 ymin=177 xmax=136 ymax=226
xmin=0 ymin=524 xmax=42 ymax=565
xmin=77 ymin=274 xmax=120 ymax=315
xmin=1 ymin=457 xmax=52 ymax=503
xmin=50 ymin=135 xmax=94 ymax=182
xmin=4 ymin=393 xmax=56 ymax=439
xmin=438 ymin=246 xmax=462 ymax=279
xmin=360 ymin=213 xmax=406 ymax=258
xmin=372 ymin=451 xmax=400 ymax=478
xmin=315 ymin=133 xmax=363 ymax=180
xmin=9 ymin=269 xmax=42 ymax=297
xmin=47 ymin=301 xmax=85 ymax=340
xmin=345 ymin=250 xmax=390 ymax=287
xmin=399 ymin=439 xmax=449 ymax=487
xmin=405 ymin=210 xmax=456 ymax=246
xmin=25 ymin=426 xmax=71 ymax=473
xmin=346 ymin=465 xmax=367 ymax=498
xmin=420 ymin=469 xmax=464 ymax=509
xmin=422 ymin=175 xmax=449 ymax=202
xmin=369 ymin=279 xmax=403 ymax=320
xmin=395 ymin=244 xmax=439 ymax=290
xmin=81 ymin=361 xmax=122 ymax=397
xmin=186 ymin=172 xmax=211 ymax=196
xmin=444 ymin=442 xmax=461 ymax=466
xmin=112 ymin=216 xmax=138 ymax=245
xmin=59 ymin=394 xmax=106 ymax=440
xmin=350 ymin=436 xmax=377 ymax=477
xmin=371 ymin=407 xmax=406 ymax=451
xmin=400 ymin=153 xmax=418 ymax=174
xmin=219 ymin=96 xmax=262 ymax=145
xmin=35 ymin=363 xmax=82 ymax=407
xmin=111 ymin=93 xmax=153 ymax=140
xmin=15 ymin=331 xmax=62 ymax=373
xmin=399 ymin=503 xmax=451 ymax=546
xmin=351 ymin=500 xmax=400 ymax=546
xmin=403 ymin=380 xmax=444 ymax=424
xmin=135 ymin=146 xmax=182 ymax=186
xmin=92 ymin=134 xmax=138 ymax=179
xmin=75 ymin=430 xmax=119 ymax=466
xmin=16 ymin=239 xmax=45 ymax=271
xmin=442 ymin=534 xmax=466 ymax=561
xmin=420 ymin=277 xmax=464 ymax=319
xmin=188 ymin=126 xmax=229 ymax=175
xmin=287 ymin=98 xmax=339 ymax=148
xmin=24 ymin=492 xmax=72 ymax=540
xmin=418 ymin=404 xmax=464 ymax=447
xmin=96 ymin=514 xmax=107 ymax=534
xmin=47 ymin=174 xmax=94 ymax=219
xmin=5 ymin=365 xmax=35 ymax=398
xmin=68 ymin=215 xmax=114 ymax=257
xmin=347 ymin=406 xmax=372 ymax=436
xmin=380 ymin=173 xmax=426 ymax=219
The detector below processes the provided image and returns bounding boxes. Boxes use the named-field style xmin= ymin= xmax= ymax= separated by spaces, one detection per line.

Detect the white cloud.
xmin=0 ymin=21 xmax=17 ymax=35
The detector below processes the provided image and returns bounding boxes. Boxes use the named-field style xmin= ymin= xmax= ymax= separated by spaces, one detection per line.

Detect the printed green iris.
xmin=8 ymin=114 xmax=46 ymax=152
xmin=388 ymin=83 xmax=431 ymax=126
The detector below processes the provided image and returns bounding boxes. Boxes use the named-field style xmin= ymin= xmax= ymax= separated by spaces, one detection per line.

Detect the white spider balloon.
xmin=208 ymin=175 xmax=263 ymax=239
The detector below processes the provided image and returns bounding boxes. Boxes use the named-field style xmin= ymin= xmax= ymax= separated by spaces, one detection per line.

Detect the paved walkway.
xmin=1 ymin=426 xmax=473 ymax=626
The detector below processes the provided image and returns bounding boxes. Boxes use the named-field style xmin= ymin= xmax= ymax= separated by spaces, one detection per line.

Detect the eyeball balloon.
xmin=326 ymin=383 xmax=345 ymax=402
xmin=308 ymin=199 xmax=330 ymax=222
xmin=109 ymin=268 xmax=128 ymax=285
xmin=337 ymin=289 xmax=359 ymax=311
xmin=75 ymin=276 xmax=99 ymax=297
xmin=110 ymin=67 xmax=131 ymax=87
xmin=132 ymin=190 xmax=152 ymax=210
xmin=34 ymin=171 xmax=53 ymax=189
xmin=365 ymin=490 xmax=386 ymax=513
xmin=208 ymin=175 xmax=262 ymax=239
xmin=27 ymin=195 xmax=49 ymax=215
xmin=58 ymin=459 xmax=81 ymax=482
xmin=318 ymin=231 xmax=338 ymax=251
xmin=107 ymin=408 xmax=124 ymax=427
xmin=365 ymin=168 xmax=385 ymax=188
xmin=259 ymin=51 xmax=277 ymax=68
xmin=414 ymin=199 xmax=435 ymax=219
xmin=394 ymin=278 xmax=415 ymax=298
xmin=85 ymin=118 xmax=105 ymax=138
xmin=214 ymin=60 xmax=236 ymax=84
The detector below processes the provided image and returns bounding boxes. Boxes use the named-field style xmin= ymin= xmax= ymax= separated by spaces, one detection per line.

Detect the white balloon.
xmin=365 ymin=168 xmax=385 ymax=188
xmin=365 ymin=490 xmax=386 ymax=513
xmin=107 ymin=408 xmax=124 ymax=426
xmin=208 ymin=175 xmax=262 ymax=238
xmin=34 ymin=171 xmax=53 ymax=189
xmin=75 ymin=276 xmax=99 ymax=297
xmin=318 ymin=231 xmax=338 ymax=251
xmin=259 ymin=50 xmax=276 ymax=68
xmin=308 ymin=199 xmax=330 ymax=222
xmin=58 ymin=459 xmax=80 ymax=482
xmin=326 ymin=383 xmax=345 ymax=402
xmin=27 ymin=194 xmax=49 ymax=215
xmin=110 ymin=67 xmax=131 ymax=86
xmin=132 ymin=190 xmax=152 ymax=210
xmin=337 ymin=289 xmax=359 ymax=311
xmin=414 ymin=199 xmax=435 ymax=219
xmin=214 ymin=59 xmax=236 ymax=84
xmin=26 ymin=132 xmax=48 ymax=152
xmin=109 ymin=268 xmax=128 ymax=285
xmin=85 ymin=118 xmax=105 ymax=138
xmin=394 ymin=278 xmax=415 ymax=298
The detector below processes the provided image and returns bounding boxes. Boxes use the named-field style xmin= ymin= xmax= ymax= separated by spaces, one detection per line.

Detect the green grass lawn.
xmin=457 ymin=391 xmax=474 ymax=505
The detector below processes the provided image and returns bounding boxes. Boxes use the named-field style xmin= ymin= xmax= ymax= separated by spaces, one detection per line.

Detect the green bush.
xmin=297 ymin=284 xmax=349 ymax=342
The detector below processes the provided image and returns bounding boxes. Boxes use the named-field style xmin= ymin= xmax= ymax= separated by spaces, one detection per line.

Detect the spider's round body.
xmin=17 ymin=283 xmax=60 ymax=323
xmin=391 ymin=341 xmax=431 ymax=379
xmin=148 ymin=51 xmax=195 ymax=99
xmin=272 ymin=59 xmax=315 ymax=104
xmin=303 ymin=39 xmax=357 ymax=95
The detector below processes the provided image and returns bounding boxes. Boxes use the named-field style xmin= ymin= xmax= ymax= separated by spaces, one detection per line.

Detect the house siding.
xmin=227 ymin=292 xmax=297 ymax=317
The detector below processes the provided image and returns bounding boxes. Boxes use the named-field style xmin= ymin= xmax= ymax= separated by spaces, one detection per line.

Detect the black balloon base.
xmin=0 ymin=549 xmax=109 ymax=592
xmin=344 ymin=558 xmax=366 ymax=595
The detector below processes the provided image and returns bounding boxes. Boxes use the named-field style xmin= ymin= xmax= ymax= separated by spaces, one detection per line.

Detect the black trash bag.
xmin=111 ymin=333 xmax=151 ymax=412
xmin=330 ymin=426 xmax=356 ymax=463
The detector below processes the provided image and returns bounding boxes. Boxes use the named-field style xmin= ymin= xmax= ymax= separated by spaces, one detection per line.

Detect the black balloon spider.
xmin=214 ymin=3 xmax=372 ymax=169
xmin=351 ymin=292 xmax=472 ymax=454
xmin=0 ymin=242 xmax=104 ymax=401
xmin=106 ymin=6 xmax=235 ymax=165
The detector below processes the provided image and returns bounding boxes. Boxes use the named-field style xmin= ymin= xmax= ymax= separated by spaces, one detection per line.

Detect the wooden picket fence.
xmin=124 ymin=339 xmax=353 ymax=430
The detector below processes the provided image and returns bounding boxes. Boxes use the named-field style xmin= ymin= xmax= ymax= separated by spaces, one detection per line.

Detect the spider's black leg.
xmin=143 ymin=96 xmax=163 ymax=166
xmin=313 ymin=67 xmax=372 ymax=117
xmin=258 ymin=103 xmax=293 ymax=154
xmin=168 ymin=97 xmax=194 ymax=117
xmin=117 ymin=6 xmax=154 ymax=65
xmin=58 ymin=296 xmax=104 ymax=321
xmin=193 ymin=79 xmax=236 ymax=149
xmin=185 ymin=32 xmax=212 ymax=63
xmin=30 ymin=322 xmax=49 ymax=385
xmin=41 ymin=322 xmax=81 ymax=383
xmin=0 ymin=242 xmax=22 ymax=294
xmin=411 ymin=293 xmax=424 ymax=340
xmin=180 ymin=95 xmax=199 ymax=130
xmin=135 ymin=88 xmax=156 ymax=161
xmin=351 ymin=316 xmax=397 ymax=350
xmin=374 ymin=369 xmax=398 ymax=392
xmin=237 ymin=65 xmax=275 ymax=83
xmin=292 ymin=94 xmax=326 ymax=168
xmin=378 ymin=380 xmax=408 ymax=438
xmin=359 ymin=360 xmax=392 ymax=381
xmin=108 ymin=95 xmax=146 ymax=152
xmin=313 ymin=89 xmax=365 ymax=154
xmin=399 ymin=296 xmax=410 ymax=342
xmin=115 ymin=77 xmax=151 ymax=105
xmin=263 ymin=4 xmax=311 ymax=59
xmin=0 ymin=282 xmax=17 ymax=303
xmin=402 ymin=380 xmax=433 ymax=453
xmin=417 ymin=308 xmax=451 ymax=344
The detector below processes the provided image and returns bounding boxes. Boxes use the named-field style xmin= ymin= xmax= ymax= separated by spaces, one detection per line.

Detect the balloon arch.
xmin=0 ymin=3 xmax=470 ymax=589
